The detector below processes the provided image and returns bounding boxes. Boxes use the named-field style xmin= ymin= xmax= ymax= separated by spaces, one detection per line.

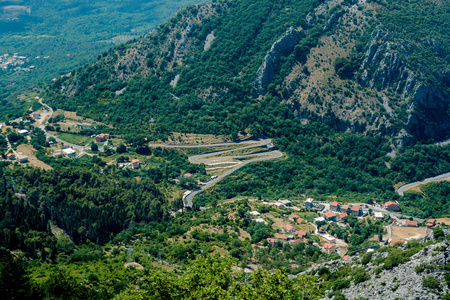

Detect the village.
xmin=245 ymin=198 xmax=440 ymax=259
xmin=0 ymin=53 xmax=34 ymax=72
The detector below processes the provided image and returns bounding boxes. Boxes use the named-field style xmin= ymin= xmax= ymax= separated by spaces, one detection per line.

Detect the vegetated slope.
xmin=0 ymin=0 xmax=202 ymax=120
xmin=47 ymin=0 xmax=449 ymax=144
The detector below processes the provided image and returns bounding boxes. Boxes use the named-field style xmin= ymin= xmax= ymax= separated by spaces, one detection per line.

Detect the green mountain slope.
xmin=0 ymin=0 xmax=203 ymax=120
xmin=47 ymin=0 xmax=450 ymax=143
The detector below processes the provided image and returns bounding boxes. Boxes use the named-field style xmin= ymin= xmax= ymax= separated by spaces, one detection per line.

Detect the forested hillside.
xmin=0 ymin=0 xmax=202 ymax=120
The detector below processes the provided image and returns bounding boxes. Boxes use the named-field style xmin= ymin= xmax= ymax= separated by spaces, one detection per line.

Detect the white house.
xmin=63 ymin=148 xmax=76 ymax=158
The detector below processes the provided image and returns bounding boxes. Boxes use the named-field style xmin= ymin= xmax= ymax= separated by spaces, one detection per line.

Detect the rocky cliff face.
xmin=295 ymin=232 xmax=450 ymax=300
xmin=253 ymin=27 xmax=304 ymax=95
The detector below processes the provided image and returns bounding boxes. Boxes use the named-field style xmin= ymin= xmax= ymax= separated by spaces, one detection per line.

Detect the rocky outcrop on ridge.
xmin=253 ymin=27 xmax=304 ymax=95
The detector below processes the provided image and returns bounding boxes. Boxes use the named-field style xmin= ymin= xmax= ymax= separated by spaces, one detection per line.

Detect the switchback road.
xmin=149 ymin=136 xmax=282 ymax=208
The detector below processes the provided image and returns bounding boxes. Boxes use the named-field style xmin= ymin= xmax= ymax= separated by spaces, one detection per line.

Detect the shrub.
xmin=422 ymin=276 xmax=442 ymax=292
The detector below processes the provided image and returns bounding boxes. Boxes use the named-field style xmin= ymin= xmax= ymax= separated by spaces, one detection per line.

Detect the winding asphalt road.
xmin=397 ymin=171 xmax=450 ymax=196
xmin=149 ymin=136 xmax=281 ymax=208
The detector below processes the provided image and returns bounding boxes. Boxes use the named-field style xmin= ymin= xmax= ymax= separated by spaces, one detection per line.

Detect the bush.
xmin=422 ymin=276 xmax=442 ymax=292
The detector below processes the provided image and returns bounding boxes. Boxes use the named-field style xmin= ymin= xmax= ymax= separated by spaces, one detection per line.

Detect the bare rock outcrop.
xmin=253 ymin=27 xmax=304 ymax=95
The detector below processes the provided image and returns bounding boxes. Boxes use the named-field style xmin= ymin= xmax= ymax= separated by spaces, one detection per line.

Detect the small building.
xmin=323 ymin=243 xmax=336 ymax=255
xmin=273 ymin=202 xmax=285 ymax=209
xmin=341 ymin=205 xmax=350 ymax=212
xmin=330 ymin=201 xmax=340 ymax=212
xmin=6 ymin=153 xmax=15 ymax=160
xmin=131 ymin=159 xmax=140 ymax=169
xmin=384 ymin=201 xmax=400 ymax=211
xmin=95 ymin=133 xmax=110 ymax=143
xmin=322 ymin=233 xmax=336 ymax=244
xmin=78 ymin=122 xmax=93 ymax=129
xmin=17 ymin=129 xmax=29 ymax=136
xmin=289 ymin=214 xmax=300 ymax=222
xmin=278 ymin=199 xmax=292 ymax=207
xmin=351 ymin=205 xmax=362 ymax=217
xmin=374 ymin=212 xmax=384 ymax=220
xmin=426 ymin=219 xmax=436 ymax=228
xmin=405 ymin=220 xmax=417 ymax=227
xmin=274 ymin=234 xmax=292 ymax=241
xmin=249 ymin=211 xmax=261 ymax=217
xmin=282 ymin=224 xmax=296 ymax=233
xmin=294 ymin=230 xmax=307 ymax=238
xmin=17 ymin=155 xmax=28 ymax=163
xmin=339 ymin=212 xmax=349 ymax=220
xmin=267 ymin=238 xmax=278 ymax=245
xmin=314 ymin=216 xmax=325 ymax=224
xmin=62 ymin=148 xmax=76 ymax=158
xmin=305 ymin=198 xmax=314 ymax=209
xmin=30 ymin=112 xmax=40 ymax=119
xmin=323 ymin=211 xmax=337 ymax=221
xmin=296 ymin=217 xmax=306 ymax=224
xmin=254 ymin=218 xmax=267 ymax=224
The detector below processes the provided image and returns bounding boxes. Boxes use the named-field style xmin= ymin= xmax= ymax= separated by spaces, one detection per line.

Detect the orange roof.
xmin=274 ymin=234 xmax=289 ymax=240
xmin=390 ymin=238 xmax=404 ymax=245
xmin=131 ymin=159 xmax=139 ymax=163
xmin=427 ymin=219 xmax=436 ymax=224
xmin=330 ymin=201 xmax=339 ymax=206
xmin=7 ymin=153 xmax=15 ymax=157
xmin=324 ymin=212 xmax=336 ymax=218
xmin=267 ymin=238 xmax=277 ymax=243
xmin=351 ymin=205 xmax=361 ymax=211
xmin=284 ymin=224 xmax=295 ymax=231
xmin=297 ymin=217 xmax=305 ymax=223
xmin=339 ymin=213 xmax=349 ymax=219
xmin=405 ymin=220 xmax=417 ymax=226
xmin=323 ymin=243 xmax=335 ymax=249
xmin=290 ymin=214 xmax=299 ymax=219
xmin=343 ymin=255 xmax=351 ymax=260
xmin=341 ymin=205 xmax=350 ymax=210
xmin=385 ymin=201 xmax=398 ymax=206
xmin=294 ymin=230 xmax=307 ymax=237
xmin=294 ymin=238 xmax=303 ymax=243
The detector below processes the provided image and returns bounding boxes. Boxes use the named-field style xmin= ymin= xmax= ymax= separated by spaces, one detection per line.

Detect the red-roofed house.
xmin=294 ymin=230 xmax=307 ymax=238
xmin=426 ymin=219 xmax=436 ymax=228
xmin=289 ymin=214 xmax=300 ymax=221
xmin=339 ymin=212 xmax=349 ymax=220
xmin=383 ymin=201 xmax=400 ymax=211
xmin=131 ymin=159 xmax=140 ymax=169
xmin=267 ymin=238 xmax=278 ymax=245
xmin=7 ymin=153 xmax=15 ymax=160
xmin=282 ymin=224 xmax=296 ymax=233
xmin=292 ymin=238 xmax=303 ymax=244
xmin=341 ymin=205 xmax=350 ymax=211
xmin=351 ymin=205 xmax=362 ymax=216
xmin=330 ymin=201 xmax=340 ymax=212
xmin=323 ymin=211 xmax=337 ymax=221
xmin=405 ymin=220 xmax=417 ymax=227
xmin=95 ymin=133 xmax=110 ymax=143
xmin=343 ymin=255 xmax=351 ymax=260
xmin=323 ymin=243 xmax=335 ymax=254
xmin=296 ymin=217 xmax=306 ymax=224
xmin=274 ymin=234 xmax=291 ymax=241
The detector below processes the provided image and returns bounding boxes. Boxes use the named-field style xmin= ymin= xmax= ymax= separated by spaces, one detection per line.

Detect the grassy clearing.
xmin=57 ymin=133 xmax=91 ymax=145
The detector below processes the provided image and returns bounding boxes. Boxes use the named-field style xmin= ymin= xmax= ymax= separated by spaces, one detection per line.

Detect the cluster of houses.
xmin=266 ymin=213 xmax=309 ymax=245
